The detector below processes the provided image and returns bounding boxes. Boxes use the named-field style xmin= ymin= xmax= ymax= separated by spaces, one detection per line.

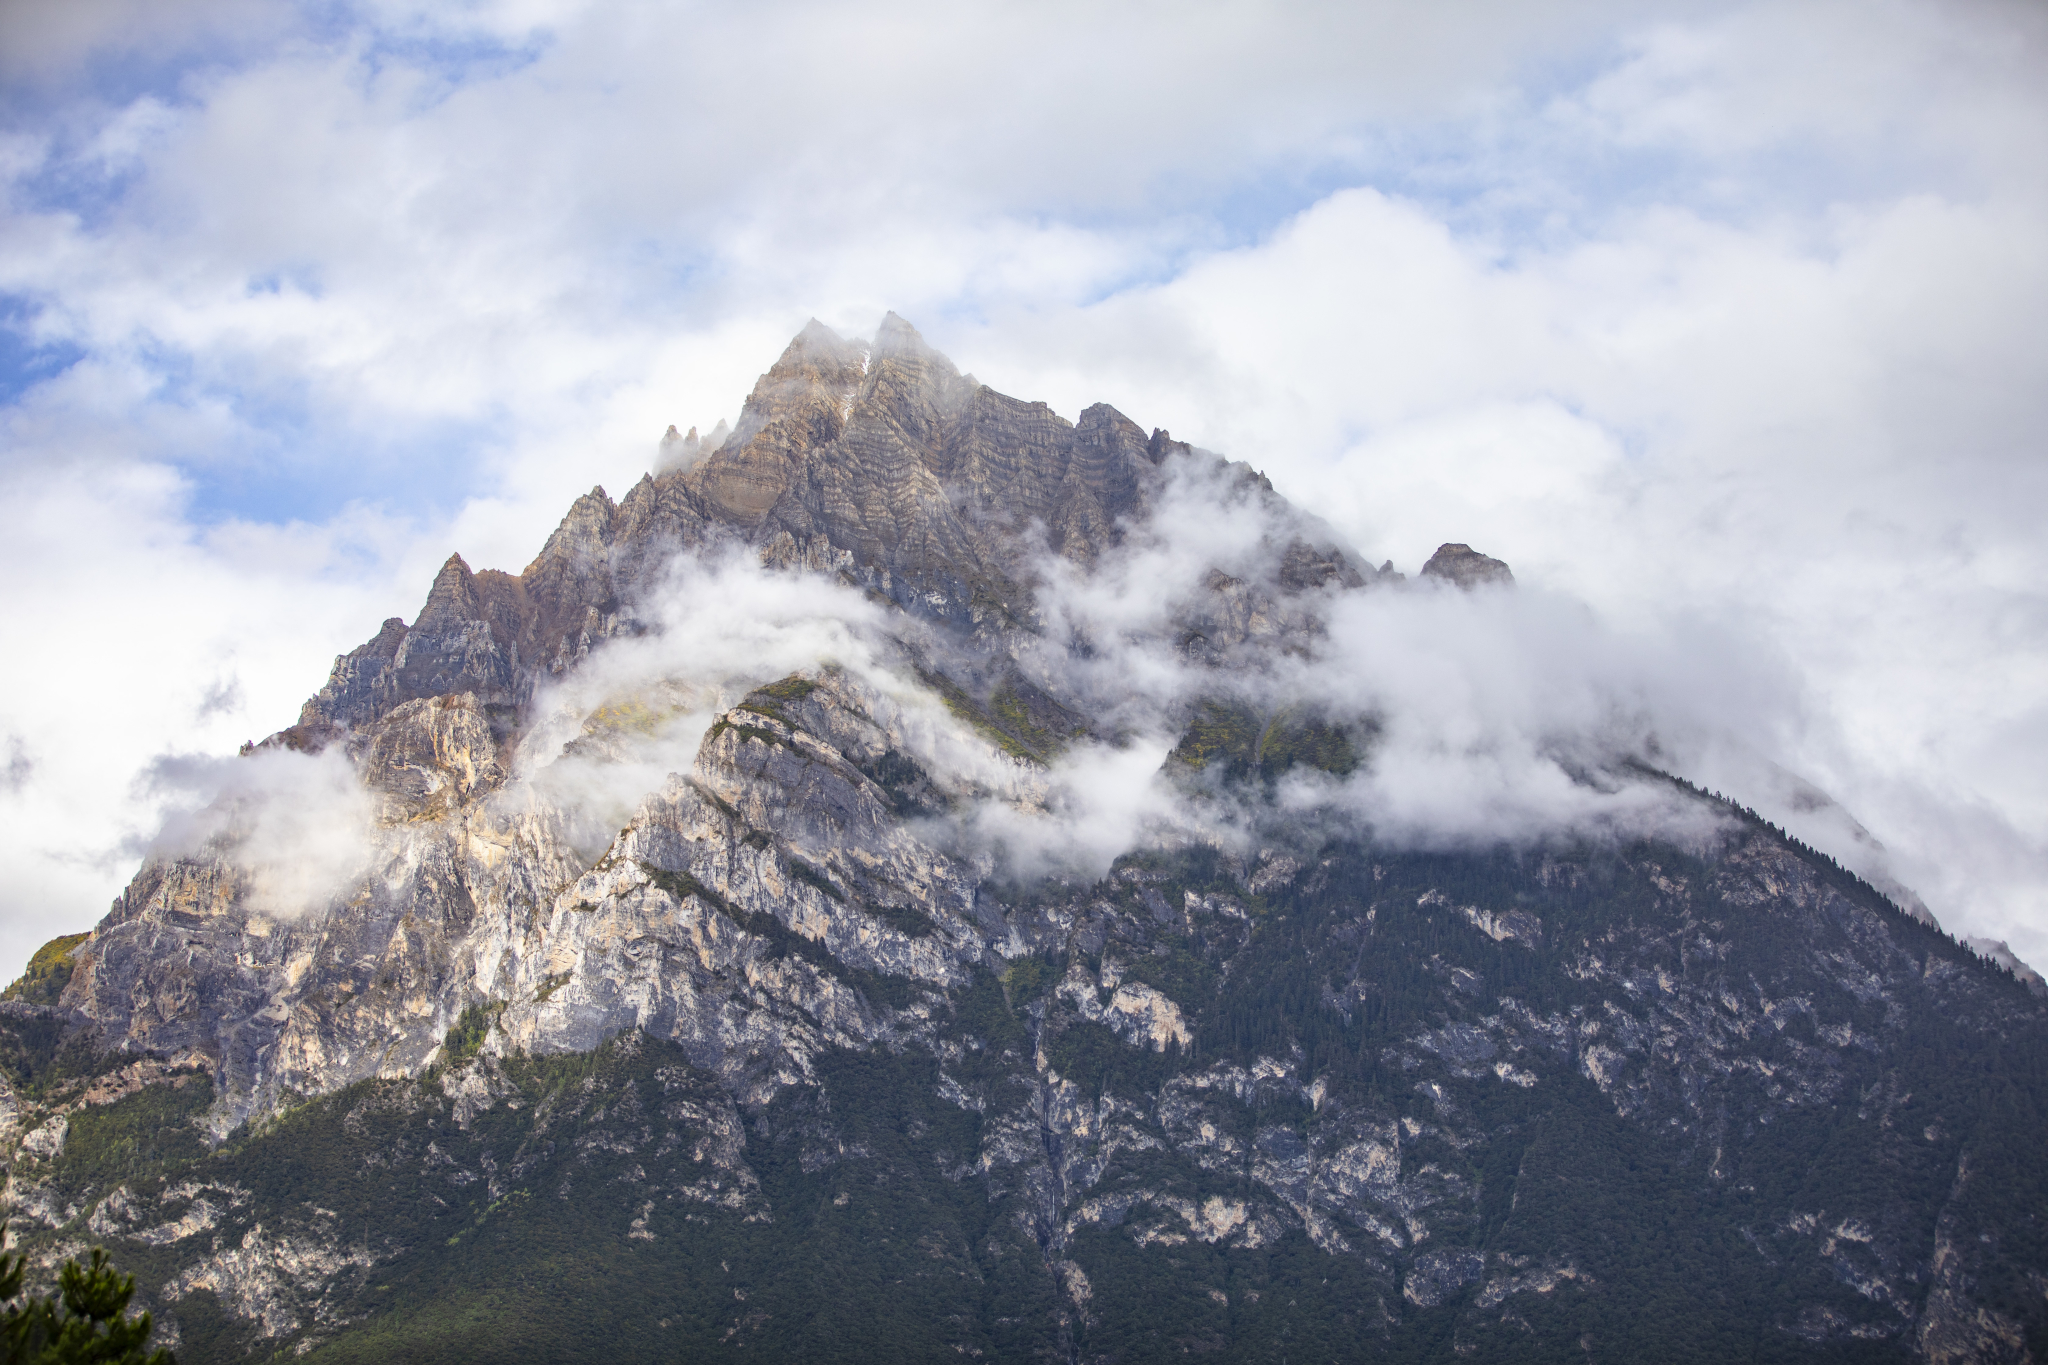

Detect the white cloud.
xmin=141 ymin=744 xmax=376 ymax=919
xmin=1 ymin=0 xmax=2044 ymax=974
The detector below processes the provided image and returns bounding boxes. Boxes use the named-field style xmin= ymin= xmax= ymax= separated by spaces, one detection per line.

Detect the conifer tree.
xmin=0 ymin=1225 xmax=171 ymax=1365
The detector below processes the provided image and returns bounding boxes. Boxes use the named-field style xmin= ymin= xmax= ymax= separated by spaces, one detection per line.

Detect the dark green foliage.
xmin=860 ymin=748 xmax=949 ymax=818
xmin=0 ymin=1017 xmax=94 ymax=1099
xmin=1169 ymin=699 xmax=1263 ymax=777
xmin=865 ymin=900 xmax=937 ymax=939
xmin=1 ymin=1228 xmax=172 ymax=1364
xmin=1069 ymin=1226 xmax=1393 ymax=1364
xmin=726 ymin=674 xmax=822 ymax=733
xmin=9 ymin=1038 xmax=1069 ymax=1364
xmin=1045 ymin=1020 xmax=1174 ymax=1100
xmin=1169 ymin=699 xmax=1360 ymax=784
xmin=946 ymin=968 xmax=1032 ymax=1062
xmin=1116 ymin=941 xmax=1217 ymax=1013
xmin=439 ymin=1003 xmax=504 ymax=1067
xmin=912 ymin=667 xmax=1069 ymax=764
xmin=48 ymin=1078 xmax=211 ymax=1193
xmin=1257 ymin=707 xmax=1360 ymax=777
xmin=703 ymin=716 xmax=786 ymax=749
xmin=0 ymin=1033 xmax=188 ymax=1115
xmin=1018 ymin=833 xmax=2043 ymax=1361
xmin=749 ymin=674 xmax=818 ymax=707
xmin=997 ymin=953 xmax=1056 ymax=1006
xmin=785 ymin=855 xmax=845 ymax=903
xmin=987 ymin=683 xmax=1058 ymax=759
xmin=4 ymin=935 xmax=89 ymax=1007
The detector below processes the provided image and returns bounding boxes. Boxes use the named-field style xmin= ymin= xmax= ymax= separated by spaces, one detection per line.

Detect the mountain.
xmin=2 ymin=317 xmax=2045 ymax=1365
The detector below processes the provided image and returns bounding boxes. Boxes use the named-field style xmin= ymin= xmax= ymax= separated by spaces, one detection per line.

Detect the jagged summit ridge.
xmin=77 ymin=313 xmax=1498 ymax=1126
xmin=292 ymin=314 xmax=1388 ymax=743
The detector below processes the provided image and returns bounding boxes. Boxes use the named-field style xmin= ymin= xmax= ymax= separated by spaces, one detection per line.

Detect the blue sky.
xmin=1 ymin=0 xmax=2044 ymax=975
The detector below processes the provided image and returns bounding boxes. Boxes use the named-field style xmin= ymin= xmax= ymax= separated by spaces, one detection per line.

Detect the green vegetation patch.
xmin=1168 ymin=699 xmax=1361 ymax=784
xmin=785 ymin=856 xmax=846 ymax=904
xmin=48 ymin=1072 xmax=213 ymax=1195
xmin=441 ymin=1001 xmax=507 ymax=1066
xmin=704 ymin=717 xmax=788 ymax=751
xmin=946 ymin=968 xmax=1032 ymax=1059
xmin=6 ymin=825 xmax=2037 ymax=1363
xmin=752 ymin=674 xmax=819 ymax=705
xmin=998 ymin=954 xmax=1057 ymax=1006
xmin=1115 ymin=943 xmax=1218 ymax=1015
xmin=1 ymin=1238 xmax=172 ymax=1365
xmin=859 ymin=748 xmax=949 ymax=818
xmin=1045 ymin=1020 xmax=1175 ymax=1100
xmin=4 ymin=932 xmax=89 ymax=1007
xmin=989 ymin=676 xmax=1084 ymax=762
xmin=867 ymin=901 xmax=937 ymax=940
xmin=1257 ymin=707 xmax=1361 ymax=778
xmin=582 ymin=697 xmax=671 ymax=738
xmin=0 ymin=1020 xmax=136 ymax=1101
xmin=733 ymin=674 xmax=820 ymax=729
xmin=1168 ymin=699 xmax=1263 ymax=777
xmin=915 ymin=667 xmax=1046 ymax=764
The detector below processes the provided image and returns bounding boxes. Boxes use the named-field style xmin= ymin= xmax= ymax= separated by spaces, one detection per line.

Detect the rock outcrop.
xmin=1420 ymin=542 xmax=1515 ymax=590
xmin=292 ymin=313 xmax=1285 ymax=744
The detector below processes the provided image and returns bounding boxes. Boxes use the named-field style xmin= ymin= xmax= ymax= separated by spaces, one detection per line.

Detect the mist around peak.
xmin=113 ymin=313 xmax=1951 ymax=964
xmin=654 ymin=419 xmax=731 ymax=475
xmin=136 ymin=743 xmax=376 ymax=921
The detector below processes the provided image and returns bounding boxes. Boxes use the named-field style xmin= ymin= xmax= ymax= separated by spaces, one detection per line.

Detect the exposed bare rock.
xmin=1420 ymin=542 xmax=1514 ymax=589
xmin=289 ymin=315 xmax=1315 ymax=738
xmin=356 ymin=692 xmax=506 ymax=821
xmin=298 ymin=617 xmax=408 ymax=730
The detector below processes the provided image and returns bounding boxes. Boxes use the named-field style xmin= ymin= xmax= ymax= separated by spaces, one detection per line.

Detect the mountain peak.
xmin=796 ymin=315 xmax=843 ymax=346
xmin=1421 ymin=542 xmax=1515 ymax=589
xmin=18 ymin=313 xmax=2048 ymax=1363
xmin=415 ymin=553 xmax=479 ymax=622
xmin=873 ymin=310 xmax=929 ymax=359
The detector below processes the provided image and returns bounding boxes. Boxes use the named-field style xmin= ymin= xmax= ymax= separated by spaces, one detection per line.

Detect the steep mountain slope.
xmin=290 ymin=312 xmax=1257 ymax=750
xmin=3 ymin=318 xmax=2044 ymax=1364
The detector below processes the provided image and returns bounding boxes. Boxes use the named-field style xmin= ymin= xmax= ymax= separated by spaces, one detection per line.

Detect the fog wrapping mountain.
xmin=2 ymin=318 xmax=2044 ymax=1364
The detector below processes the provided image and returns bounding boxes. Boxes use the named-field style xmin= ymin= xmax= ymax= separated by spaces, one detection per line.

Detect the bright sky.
xmin=1 ymin=0 xmax=2043 ymax=977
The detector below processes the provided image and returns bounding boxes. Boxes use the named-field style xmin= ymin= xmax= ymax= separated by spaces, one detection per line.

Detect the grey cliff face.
xmin=5 ymin=316 xmax=2044 ymax=1364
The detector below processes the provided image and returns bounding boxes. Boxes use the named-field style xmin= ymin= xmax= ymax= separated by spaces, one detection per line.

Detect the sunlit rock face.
xmin=6 ymin=318 xmax=2047 ymax=1363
